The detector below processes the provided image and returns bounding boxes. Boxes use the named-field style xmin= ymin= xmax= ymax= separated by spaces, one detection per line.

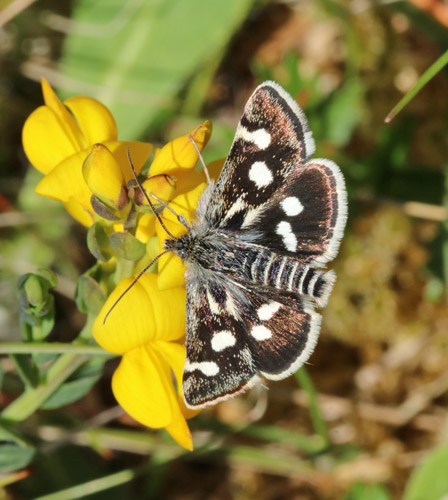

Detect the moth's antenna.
xmin=188 ymin=135 xmax=211 ymax=185
xmin=103 ymin=250 xmax=169 ymax=325
xmin=149 ymin=191 xmax=190 ymax=230
xmin=127 ymin=148 xmax=176 ymax=239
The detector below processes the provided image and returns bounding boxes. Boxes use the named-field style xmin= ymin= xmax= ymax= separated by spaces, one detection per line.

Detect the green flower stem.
xmin=295 ymin=367 xmax=331 ymax=448
xmin=0 ymin=342 xmax=113 ymax=355
xmin=1 ymin=353 xmax=89 ymax=423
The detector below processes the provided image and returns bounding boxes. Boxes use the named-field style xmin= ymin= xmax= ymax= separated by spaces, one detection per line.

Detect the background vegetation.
xmin=0 ymin=0 xmax=447 ymax=499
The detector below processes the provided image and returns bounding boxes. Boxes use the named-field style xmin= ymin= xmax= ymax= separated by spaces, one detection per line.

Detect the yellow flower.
xmin=134 ymin=121 xmax=213 ymax=243
xmin=22 ymin=79 xmax=151 ymax=226
xmin=23 ymin=79 xmax=218 ymax=450
xmin=93 ymin=274 xmax=197 ymax=450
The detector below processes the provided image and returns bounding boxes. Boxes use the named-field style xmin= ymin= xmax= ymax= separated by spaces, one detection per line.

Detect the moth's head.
xmin=163 ymin=235 xmax=193 ymax=261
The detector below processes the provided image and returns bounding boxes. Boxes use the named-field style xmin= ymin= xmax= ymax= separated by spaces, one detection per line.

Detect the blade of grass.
xmin=295 ymin=367 xmax=331 ymax=448
xmin=34 ymin=463 xmax=149 ymax=500
xmin=239 ymin=423 xmax=326 ymax=454
xmin=385 ymin=49 xmax=448 ymax=122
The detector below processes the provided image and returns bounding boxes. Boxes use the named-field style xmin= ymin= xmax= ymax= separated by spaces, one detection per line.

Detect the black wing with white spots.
xmin=183 ymin=280 xmax=258 ymax=408
xmin=239 ymin=158 xmax=347 ymax=264
xmin=183 ymin=279 xmax=320 ymax=409
xmin=205 ymin=82 xmax=346 ymax=263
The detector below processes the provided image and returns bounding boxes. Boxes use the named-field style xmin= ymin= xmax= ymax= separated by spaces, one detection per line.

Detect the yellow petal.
xmin=109 ymin=141 xmax=152 ymax=182
xmin=135 ymin=213 xmax=157 ymax=243
xmin=150 ymin=121 xmax=212 ymax=176
xmin=35 ymin=140 xmax=151 ymax=210
xmin=93 ymin=273 xmax=186 ymax=355
xmin=64 ymin=197 xmax=94 ymax=227
xmin=157 ymin=249 xmax=186 ymax=291
xmin=171 ymin=157 xmax=225 ymax=198
xmin=157 ymin=182 xmax=206 ymax=290
xmin=22 ymin=106 xmax=80 ymax=175
xmin=41 ymin=78 xmax=86 ymax=151
xmin=112 ymin=345 xmax=176 ymax=428
xmin=156 ymin=341 xmax=200 ymax=421
xmin=65 ymin=96 xmax=118 ymax=145
xmin=82 ymin=144 xmax=125 ymax=209
xmin=140 ymin=174 xmax=176 ymax=205
xmin=35 ymin=149 xmax=92 ymax=208
xmin=165 ymin=411 xmax=193 ymax=451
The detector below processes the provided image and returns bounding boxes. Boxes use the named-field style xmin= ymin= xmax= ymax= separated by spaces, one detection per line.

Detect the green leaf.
xmin=110 ymin=231 xmax=146 ymax=261
xmin=404 ymin=445 xmax=448 ymax=500
xmin=36 ymin=268 xmax=58 ymax=288
xmin=41 ymin=356 xmax=106 ymax=409
xmin=38 ymin=309 xmax=56 ymax=339
xmin=23 ymin=275 xmax=44 ymax=306
xmin=17 ymin=273 xmax=56 ymax=341
xmin=0 ymin=444 xmax=35 ymax=474
xmin=90 ymin=195 xmax=120 ymax=221
xmin=75 ymin=275 xmax=106 ymax=315
xmin=323 ymin=78 xmax=363 ymax=147
xmin=344 ymin=483 xmax=390 ymax=500
xmin=87 ymin=222 xmax=112 ymax=262
xmin=59 ymin=0 xmax=255 ymax=139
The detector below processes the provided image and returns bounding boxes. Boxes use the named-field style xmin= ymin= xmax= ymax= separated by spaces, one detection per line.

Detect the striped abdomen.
xmin=243 ymin=251 xmax=335 ymax=307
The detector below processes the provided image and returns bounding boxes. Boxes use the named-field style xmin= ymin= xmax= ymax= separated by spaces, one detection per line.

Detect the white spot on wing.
xmin=276 ymin=221 xmax=297 ymax=252
xmin=281 ymin=196 xmax=303 ymax=216
xmin=211 ymin=330 xmax=236 ymax=352
xmin=257 ymin=302 xmax=282 ymax=321
xmin=251 ymin=325 xmax=272 ymax=341
xmin=184 ymin=360 xmax=219 ymax=376
xmin=249 ymin=161 xmax=273 ymax=188
xmin=236 ymin=126 xmax=271 ymax=149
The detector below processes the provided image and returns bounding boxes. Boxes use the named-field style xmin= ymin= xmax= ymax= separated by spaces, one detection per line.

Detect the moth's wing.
xmin=183 ymin=279 xmax=259 ymax=409
xmin=183 ymin=277 xmax=321 ymax=408
xmin=205 ymin=81 xmax=315 ymax=229
xmin=240 ymin=285 xmax=321 ymax=380
xmin=241 ymin=159 xmax=347 ymax=264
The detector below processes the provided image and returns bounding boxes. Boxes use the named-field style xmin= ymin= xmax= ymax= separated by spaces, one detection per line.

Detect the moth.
xmin=162 ymin=81 xmax=348 ymax=409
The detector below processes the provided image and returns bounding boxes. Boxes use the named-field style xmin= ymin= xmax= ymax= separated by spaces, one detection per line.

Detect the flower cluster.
xmin=22 ymin=79 xmax=220 ymax=450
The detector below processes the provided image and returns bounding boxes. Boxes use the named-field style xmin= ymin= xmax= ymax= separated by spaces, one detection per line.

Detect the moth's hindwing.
xmin=183 ymin=279 xmax=321 ymax=408
xmin=240 ymin=159 xmax=347 ymax=264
